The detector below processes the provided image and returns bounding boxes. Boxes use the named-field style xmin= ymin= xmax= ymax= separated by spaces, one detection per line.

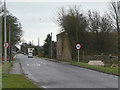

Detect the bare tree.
xmin=87 ymin=10 xmax=101 ymax=33
xmin=87 ymin=10 xmax=116 ymax=54
xmin=110 ymin=0 xmax=120 ymax=33
xmin=109 ymin=1 xmax=120 ymax=60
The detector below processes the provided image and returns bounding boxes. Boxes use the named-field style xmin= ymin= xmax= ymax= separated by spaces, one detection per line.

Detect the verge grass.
xmin=3 ymin=74 xmax=38 ymax=88
xmin=70 ymin=61 xmax=119 ymax=75
xmin=2 ymin=62 xmax=39 ymax=88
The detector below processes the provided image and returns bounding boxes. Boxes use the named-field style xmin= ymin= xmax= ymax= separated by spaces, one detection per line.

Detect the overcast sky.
xmin=4 ymin=0 xmax=111 ymax=46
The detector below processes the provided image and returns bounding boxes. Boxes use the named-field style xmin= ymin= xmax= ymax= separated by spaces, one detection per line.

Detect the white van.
xmin=28 ymin=48 xmax=34 ymax=58
xmin=28 ymin=52 xmax=33 ymax=58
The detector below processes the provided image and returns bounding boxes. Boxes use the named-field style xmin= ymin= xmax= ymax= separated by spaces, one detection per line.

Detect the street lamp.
xmin=4 ymin=0 xmax=7 ymax=76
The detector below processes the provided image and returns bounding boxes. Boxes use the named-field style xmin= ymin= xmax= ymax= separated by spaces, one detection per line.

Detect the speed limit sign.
xmin=76 ymin=44 xmax=81 ymax=50
xmin=76 ymin=43 xmax=81 ymax=63
xmin=3 ymin=42 xmax=9 ymax=48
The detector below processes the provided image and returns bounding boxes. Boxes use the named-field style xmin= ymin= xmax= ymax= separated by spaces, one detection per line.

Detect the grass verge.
xmin=39 ymin=57 xmax=49 ymax=59
xmin=70 ymin=61 xmax=119 ymax=75
xmin=3 ymin=74 xmax=39 ymax=88
xmin=2 ymin=62 xmax=12 ymax=74
xmin=2 ymin=62 xmax=39 ymax=88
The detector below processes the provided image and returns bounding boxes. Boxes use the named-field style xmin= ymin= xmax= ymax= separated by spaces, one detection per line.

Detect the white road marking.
xmin=42 ymin=86 xmax=47 ymax=89
xmin=37 ymin=64 xmax=40 ymax=66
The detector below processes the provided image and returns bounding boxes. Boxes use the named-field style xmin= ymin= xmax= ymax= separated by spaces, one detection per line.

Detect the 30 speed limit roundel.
xmin=3 ymin=42 xmax=9 ymax=48
xmin=76 ymin=44 xmax=81 ymax=50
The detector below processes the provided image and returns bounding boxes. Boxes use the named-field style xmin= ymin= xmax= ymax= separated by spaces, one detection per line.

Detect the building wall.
xmin=56 ymin=32 xmax=72 ymax=61
xmin=56 ymin=32 xmax=64 ymax=60
xmin=62 ymin=34 xmax=72 ymax=61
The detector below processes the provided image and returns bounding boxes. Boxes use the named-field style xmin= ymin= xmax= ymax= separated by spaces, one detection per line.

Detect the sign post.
xmin=76 ymin=44 xmax=81 ymax=63
xmin=78 ymin=49 xmax=79 ymax=62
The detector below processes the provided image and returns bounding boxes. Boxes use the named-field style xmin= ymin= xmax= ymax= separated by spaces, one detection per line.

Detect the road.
xmin=17 ymin=54 xmax=118 ymax=88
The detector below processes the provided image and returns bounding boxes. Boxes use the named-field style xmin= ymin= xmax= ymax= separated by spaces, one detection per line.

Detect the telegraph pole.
xmin=32 ymin=40 xmax=33 ymax=45
xmin=38 ymin=37 xmax=40 ymax=46
xmin=9 ymin=24 xmax=11 ymax=62
xmin=0 ymin=7 xmax=2 ymax=90
xmin=38 ymin=37 xmax=40 ymax=56
xmin=0 ymin=3 xmax=3 ymax=90
xmin=4 ymin=0 xmax=7 ymax=76
xmin=51 ymin=32 xmax=52 ymax=59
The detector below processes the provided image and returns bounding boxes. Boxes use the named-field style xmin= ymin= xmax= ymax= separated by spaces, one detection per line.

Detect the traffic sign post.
xmin=78 ymin=49 xmax=79 ymax=62
xmin=76 ymin=44 xmax=81 ymax=63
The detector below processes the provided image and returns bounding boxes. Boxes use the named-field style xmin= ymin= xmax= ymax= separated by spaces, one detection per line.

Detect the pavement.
xmin=15 ymin=54 xmax=118 ymax=89
xmin=9 ymin=60 xmax=23 ymax=75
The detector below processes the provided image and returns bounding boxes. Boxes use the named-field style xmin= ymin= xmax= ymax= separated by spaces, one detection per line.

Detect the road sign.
xmin=3 ymin=42 xmax=9 ymax=48
xmin=76 ymin=44 xmax=81 ymax=50
xmin=76 ymin=44 xmax=81 ymax=63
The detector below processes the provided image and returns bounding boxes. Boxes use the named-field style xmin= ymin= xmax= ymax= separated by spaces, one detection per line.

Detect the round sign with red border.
xmin=76 ymin=44 xmax=81 ymax=50
xmin=3 ymin=42 xmax=9 ymax=48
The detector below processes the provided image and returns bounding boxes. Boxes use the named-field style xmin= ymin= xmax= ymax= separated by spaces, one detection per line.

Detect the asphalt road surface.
xmin=17 ymin=54 xmax=118 ymax=88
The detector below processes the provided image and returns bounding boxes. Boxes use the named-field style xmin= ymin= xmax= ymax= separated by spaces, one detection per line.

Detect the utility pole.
xmin=38 ymin=37 xmax=40 ymax=47
xmin=9 ymin=24 xmax=11 ymax=62
xmin=32 ymin=40 xmax=33 ymax=45
xmin=118 ymin=1 xmax=120 ymax=29
xmin=38 ymin=37 xmax=40 ymax=56
xmin=51 ymin=32 xmax=52 ymax=59
xmin=4 ymin=0 xmax=7 ymax=76
xmin=0 ymin=1 xmax=3 ymax=63
xmin=0 ymin=2 xmax=3 ymax=89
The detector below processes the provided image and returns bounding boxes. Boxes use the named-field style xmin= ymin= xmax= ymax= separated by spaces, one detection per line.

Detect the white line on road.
xmin=37 ymin=64 xmax=40 ymax=66
xmin=41 ymin=86 xmax=47 ymax=89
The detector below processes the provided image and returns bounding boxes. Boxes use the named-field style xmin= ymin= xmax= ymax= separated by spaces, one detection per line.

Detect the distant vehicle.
xmin=28 ymin=52 xmax=33 ymax=58
xmin=24 ymin=53 xmax=26 ymax=55
xmin=28 ymin=48 xmax=34 ymax=58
